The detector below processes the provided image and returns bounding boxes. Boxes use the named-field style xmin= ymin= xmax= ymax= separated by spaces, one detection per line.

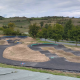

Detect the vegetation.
xmin=63 ymin=19 xmax=73 ymax=40
xmin=51 ymin=23 xmax=64 ymax=43
xmin=2 ymin=22 xmax=24 ymax=36
xmin=68 ymin=26 xmax=80 ymax=46
xmin=37 ymin=23 xmax=63 ymax=43
xmin=37 ymin=30 xmax=43 ymax=38
xmin=8 ymin=22 xmax=15 ymax=30
xmin=41 ymin=28 xmax=48 ymax=41
xmin=44 ymin=24 xmax=51 ymax=29
xmin=29 ymin=23 xmax=40 ymax=38
xmin=40 ymin=21 xmax=44 ymax=28
xmin=0 ymin=16 xmax=80 ymax=46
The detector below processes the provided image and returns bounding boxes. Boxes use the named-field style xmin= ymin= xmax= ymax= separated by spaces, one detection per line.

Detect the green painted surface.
xmin=31 ymin=44 xmax=38 ymax=47
xmin=31 ymin=43 xmax=58 ymax=47
xmin=51 ymin=57 xmax=54 ymax=59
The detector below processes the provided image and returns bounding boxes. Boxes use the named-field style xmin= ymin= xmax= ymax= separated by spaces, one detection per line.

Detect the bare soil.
xmin=41 ymin=47 xmax=80 ymax=63
xmin=0 ymin=39 xmax=9 ymax=45
xmin=65 ymin=46 xmax=80 ymax=51
xmin=3 ymin=44 xmax=49 ymax=62
xmin=2 ymin=36 xmax=80 ymax=63
xmin=20 ymin=37 xmax=36 ymax=42
xmin=19 ymin=37 xmax=38 ymax=45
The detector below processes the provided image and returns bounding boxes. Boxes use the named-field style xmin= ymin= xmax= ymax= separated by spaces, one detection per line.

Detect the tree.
xmin=63 ymin=19 xmax=73 ymax=40
xmin=41 ymin=28 xmax=48 ymax=41
xmin=8 ymin=22 xmax=16 ymax=30
xmin=40 ymin=21 xmax=44 ymax=28
xmin=2 ymin=25 xmax=8 ymax=29
xmin=37 ymin=30 xmax=43 ymax=38
xmin=45 ymin=24 xmax=51 ymax=29
xmin=45 ymin=24 xmax=48 ymax=29
xmin=52 ymin=23 xmax=64 ymax=43
xmin=68 ymin=26 xmax=80 ymax=46
xmin=47 ymin=26 xmax=53 ymax=38
xmin=28 ymin=23 xmax=40 ymax=38
xmin=3 ymin=28 xmax=13 ymax=35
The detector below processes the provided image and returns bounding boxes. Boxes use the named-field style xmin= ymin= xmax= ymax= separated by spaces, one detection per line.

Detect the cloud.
xmin=0 ymin=0 xmax=80 ymax=18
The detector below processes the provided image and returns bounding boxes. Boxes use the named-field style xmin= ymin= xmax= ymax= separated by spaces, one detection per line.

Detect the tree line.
xmin=29 ymin=19 xmax=80 ymax=46
xmin=0 ymin=22 xmax=27 ymax=36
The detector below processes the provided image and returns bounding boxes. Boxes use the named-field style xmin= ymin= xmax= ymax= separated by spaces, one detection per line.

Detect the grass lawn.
xmin=14 ymin=27 xmax=29 ymax=33
xmin=64 ymin=44 xmax=80 ymax=48
xmin=0 ymin=30 xmax=4 ymax=34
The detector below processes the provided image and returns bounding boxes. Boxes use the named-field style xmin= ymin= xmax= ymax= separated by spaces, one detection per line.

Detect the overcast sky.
xmin=0 ymin=0 xmax=80 ymax=18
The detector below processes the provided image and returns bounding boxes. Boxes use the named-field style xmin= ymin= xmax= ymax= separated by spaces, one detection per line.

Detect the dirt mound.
xmin=9 ymin=37 xmax=20 ymax=40
xmin=3 ymin=44 xmax=49 ymax=62
xmin=0 ymin=39 xmax=9 ymax=45
xmin=65 ymin=45 xmax=80 ymax=51
xmin=41 ymin=47 xmax=80 ymax=63
xmin=0 ymin=35 xmax=6 ymax=37
xmin=20 ymin=37 xmax=36 ymax=42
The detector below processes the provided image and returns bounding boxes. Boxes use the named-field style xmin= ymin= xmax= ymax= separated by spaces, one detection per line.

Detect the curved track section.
xmin=0 ymin=37 xmax=80 ymax=73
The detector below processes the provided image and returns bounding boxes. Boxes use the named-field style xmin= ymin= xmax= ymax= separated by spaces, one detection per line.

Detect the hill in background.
xmin=0 ymin=16 xmax=80 ymax=33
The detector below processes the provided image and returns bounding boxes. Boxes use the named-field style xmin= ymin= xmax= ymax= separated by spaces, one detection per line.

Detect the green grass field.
xmin=0 ymin=30 xmax=3 ymax=34
xmin=14 ymin=27 xmax=29 ymax=33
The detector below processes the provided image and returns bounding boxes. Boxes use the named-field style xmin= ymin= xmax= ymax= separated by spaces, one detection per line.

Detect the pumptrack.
xmin=0 ymin=36 xmax=80 ymax=73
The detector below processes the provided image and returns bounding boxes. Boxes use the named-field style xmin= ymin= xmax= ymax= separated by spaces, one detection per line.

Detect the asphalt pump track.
xmin=0 ymin=37 xmax=80 ymax=73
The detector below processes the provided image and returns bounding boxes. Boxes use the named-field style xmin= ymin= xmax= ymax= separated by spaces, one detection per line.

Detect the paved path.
xmin=40 ymin=38 xmax=80 ymax=46
xmin=0 ymin=67 xmax=80 ymax=80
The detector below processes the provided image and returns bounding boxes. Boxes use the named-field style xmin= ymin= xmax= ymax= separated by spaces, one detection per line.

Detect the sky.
xmin=0 ymin=0 xmax=80 ymax=18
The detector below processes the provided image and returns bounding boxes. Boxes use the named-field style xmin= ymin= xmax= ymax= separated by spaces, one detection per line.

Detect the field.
xmin=0 ymin=16 xmax=80 ymax=33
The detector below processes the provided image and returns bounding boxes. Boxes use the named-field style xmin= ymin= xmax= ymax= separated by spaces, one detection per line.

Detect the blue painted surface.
xmin=7 ymin=40 xmax=10 ymax=41
xmin=3 ymin=36 xmax=16 ymax=38
xmin=2 ymin=36 xmax=27 ymax=38
xmin=17 ymin=42 xmax=19 ymax=43
xmin=21 ymin=63 xmax=25 ymax=65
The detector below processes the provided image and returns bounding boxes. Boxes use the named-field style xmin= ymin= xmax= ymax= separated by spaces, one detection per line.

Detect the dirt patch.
xmin=0 ymin=39 xmax=9 ymax=45
xmin=9 ymin=37 xmax=21 ymax=40
xmin=0 ymin=35 xmax=6 ymax=37
xmin=20 ymin=37 xmax=36 ymax=42
xmin=65 ymin=45 xmax=80 ymax=51
xmin=41 ymin=47 xmax=80 ymax=63
xmin=3 ymin=44 xmax=49 ymax=62
xmin=19 ymin=37 xmax=38 ymax=45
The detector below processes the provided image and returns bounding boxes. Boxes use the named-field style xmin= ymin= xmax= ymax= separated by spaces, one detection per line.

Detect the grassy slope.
xmin=0 ymin=17 xmax=80 ymax=28
xmin=0 ymin=17 xmax=80 ymax=33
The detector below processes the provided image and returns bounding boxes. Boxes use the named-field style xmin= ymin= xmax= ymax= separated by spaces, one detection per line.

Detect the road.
xmin=40 ymin=38 xmax=80 ymax=46
xmin=0 ymin=67 xmax=80 ymax=80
